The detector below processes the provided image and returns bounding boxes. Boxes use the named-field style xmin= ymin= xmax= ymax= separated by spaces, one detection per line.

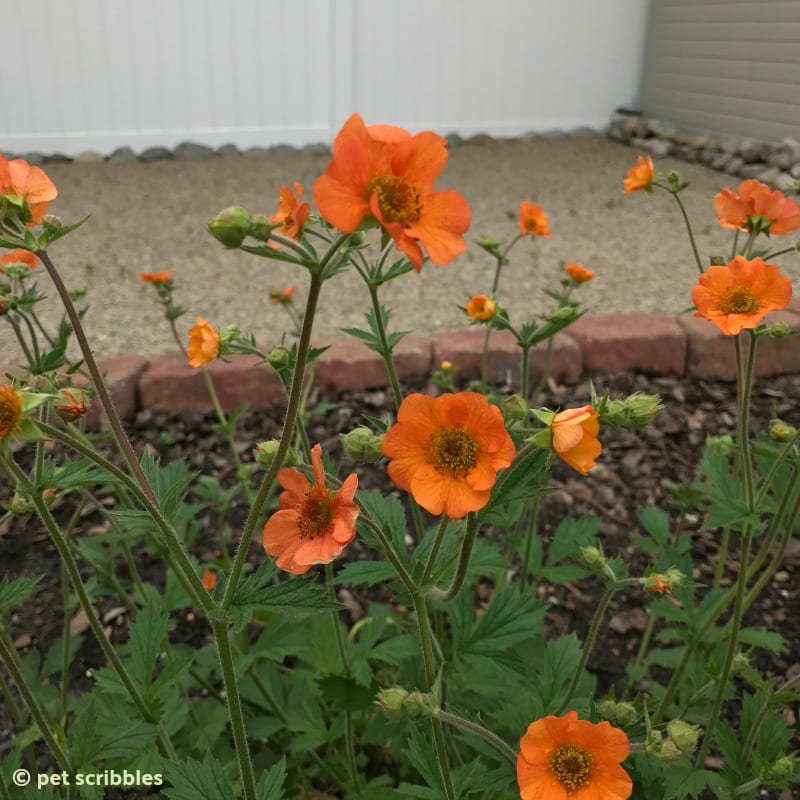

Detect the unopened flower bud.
xmin=254 ymin=440 xmax=280 ymax=469
xmin=765 ymin=320 xmax=793 ymax=339
xmin=579 ymin=545 xmax=606 ymax=569
xmin=730 ymin=651 xmax=752 ymax=678
xmin=41 ymin=214 xmax=63 ymax=233
xmin=248 ymin=214 xmax=275 ymax=241
xmin=597 ymin=392 xmax=661 ymax=429
xmin=761 ymin=754 xmax=797 ymax=784
xmin=644 ymin=573 xmax=671 ymax=596
xmin=598 ymin=699 xmax=638 ymax=727
xmin=376 ymin=687 xmax=408 ymax=719
xmin=769 ymin=418 xmax=797 ymax=442
xmin=208 ymin=206 xmax=253 ymax=248
xmin=340 ymin=427 xmax=384 ymax=462
xmin=666 ymin=720 xmax=701 ymax=754
xmin=502 ymin=394 xmax=528 ymax=423
xmin=8 ymin=494 xmax=33 ymax=514
xmin=705 ymin=434 xmax=733 ymax=456
xmin=347 ymin=230 xmax=367 ymax=247
xmin=657 ymin=739 xmax=682 ymax=762
xmin=53 ymin=388 xmax=89 ymax=420
xmin=267 ymin=345 xmax=291 ymax=370
xmin=664 ymin=568 xmax=685 ymax=589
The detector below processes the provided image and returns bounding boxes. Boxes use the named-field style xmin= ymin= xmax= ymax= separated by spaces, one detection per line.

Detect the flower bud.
xmin=666 ymin=720 xmax=701 ymax=754
xmin=207 ymin=206 xmax=253 ymax=248
xmin=248 ymin=214 xmax=275 ymax=241
xmin=502 ymin=394 xmax=528 ymax=423
xmin=761 ymin=754 xmax=797 ymax=784
xmin=598 ymin=699 xmax=638 ymax=727
xmin=730 ymin=651 xmax=752 ymax=678
xmin=657 ymin=739 xmax=682 ymax=762
xmin=376 ymin=687 xmax=408 ymax=719
xmin=769 ymin=418 xmax=797 ymax=442
xmin=705 ymin=434 xmax=733 ymax=456
xmin=267 ymin=345 xmax=291 ymax=370
xmin=7 ymin=493 xmax=33 ymax=514
xmin=765 ymin=320 xmax=793 ymax=339
xmin=53 ymin=388 xmax=89 ymax=420
xmin=644 ymin=573 xmax=671 ymax=596
xmin=340 ymin=427 xmax=384 ymax=462
xmin=664 ymin=568 xmax=685 ymax=589
xmin=579 ymin=545 xmax=606 ymax=569
xmin=597 ymin=392 xmax=661 ymax=429
xmin=254 ymin=440 xmax=280 ymax=469
xmin=41 ymin=214 xmax=64 ymax=233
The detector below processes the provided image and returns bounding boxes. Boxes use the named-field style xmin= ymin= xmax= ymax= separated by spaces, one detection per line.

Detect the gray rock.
xmin=21 ymin=152 xmax=47 ymax=165
xmin=738 ymin=138 xmax=766 ymax=164
xmin=774 ymin=172 xmax=796 ymax=193
xmin=43 ymin=153 xmax=72 ymax=163
xmin=622 ymin=115 xmax=649 ymax=138
xmin=719 ymin=136 xmax=741 ymax=155
xmin=466 ymin=133 xmax=495 ymax=146
xmin=174 ymin=141 xmax=215 ymax=160
xmin=700 ymin=148 xmax=721 ymax=166
xmin=302 ymin=142 xmax=330 ymax=156
xmin=607 ymin=124 xmax=629 ymax=143
xmin=726 ymin=156 xmax=744 ymax=175
xmin=74 ymin=150 xmax=105 ymax=163
xmin=712 ymin=153 xmax=734 ymax=171
xmin=216 ymin=144 xmax=240 ymax=157
xmin=108 ymin=146 xmax=137 ymax=164
xmin=139 ymin=146 xmax=172 ymax=162
xmin=445 ymin=132 xmax=465 ymax=148
xmin=689 ymin=134 xmax=711 ymax=149
xmin=767 ymin=150 xmax=794 ymax=170
xmin=539 ymin=129 xmax=567 ymax=140
xmin=738 ymin=163 xmax=766 ymax=179
xmin=267 ymin=144 xmax=296 ymax=156
xmin=647 ymin=118 xmax=675 ymax=138
xmin=790 ymin=162 xmax=800 ymax=179
xmin=243 ymin=147 xmax=270 ymax=158
xmin=755 ymin=166 xmax=782 ymax=186
xmin=669 ymin=130 xmax=700 ymax=147
xmin=641 ymin=137 xmax=672 ymax=157
xmin=778 ymin=137 xmax=800 ymax=160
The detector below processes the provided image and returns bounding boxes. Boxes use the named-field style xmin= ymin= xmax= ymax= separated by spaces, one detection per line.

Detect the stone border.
xmin=608 ymin=111 xmax=800 ymax=191
xmin=28 ymin=307 xmax=796 ymax=429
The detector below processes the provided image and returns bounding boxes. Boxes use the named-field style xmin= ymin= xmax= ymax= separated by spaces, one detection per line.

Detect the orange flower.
xmin=551 ymin=405 xmax=601 ymax=475
xmin=313 ymin=113 xmax=471 ymax=271
xmin=201 ymin=569 xmax=217 ymax=590
xmin=518 ymin=200 xmax=551 ymax=237
xmin=138 ymin=270 xmax=173 ymax=283
xmin=53 ymin=389 xmax=88 ymax=418
xmin=692 ymin=256 xmax=792 ymax=335
xmin=262 ymin=443 xmax=359 ymax=575
xmin=517 ymin=711 xmax=632 ymax=800
xmin=269 ymin=285 xmax=297 ymax=304
xmin=381 ymin=392 xmax=515 ymax=518
xmin=466 ymin=295 xmax=495 ymax=321
xmin=714 ymin=179 xmax=800 ymax=235
xmin=563 ymin=262 xmax=594 ymax=283
xmin=0 ymin=250 xmax=38 ymax=271
xmin=269 ymin=182 xmax=310 ymax=243
xmin=0 ymin=385 xmax=23 ymax=441
xmin=0 ymin=155 xmax=58 ymax=224
xmin=186 ymin=316 xmax=220 ymax=368
xmin=645 ymin=574 xmax=670 ymax=596
xmin=623 ymin=154 xmax=655 ymax=193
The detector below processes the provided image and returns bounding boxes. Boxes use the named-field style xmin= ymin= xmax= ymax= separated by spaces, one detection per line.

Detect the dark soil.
xmin=2 ymin=370 xmax=799 ymax=797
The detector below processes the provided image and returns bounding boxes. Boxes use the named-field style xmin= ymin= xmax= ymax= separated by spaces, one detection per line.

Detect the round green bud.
xmin=579 ymin=545 xmax=606 ymax=568
xmin=340 ymin=427 xmax=384 ymax=462
xmin=666 ymin=720 xmax=701 ymax=754
xmin=376 ymin=687 xmax=408 ymax=719
xmin=207 ymin=206 xmax=253 ymax=249
xmin=248 ymin=214 xmax=275 ymax=241
xmin=267 ymin=345 xmax=291 ymax=370
xmin=502 ymin=394 xmax=528 ymax=423
xmin=254 ymin=440 xmax=280 ymax=469
xmin=769 ymin=418 xmax=797 ymax=442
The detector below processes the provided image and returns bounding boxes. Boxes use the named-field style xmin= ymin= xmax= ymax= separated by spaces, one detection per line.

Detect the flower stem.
xmin=657 ymin=185 xmax=703 ymax=273
xmin=555 ymin=584 xmax=616 ymax=714
xmin=529 ymin=337 xmax=554 ymax=407
xmin=437 ymin=709 xmax=517 ymax=765
xmin=421 ymin=516 xmax=450 ymax=586
xmin=428 ymin=514 xmax=479 ymax=602
xmin=518 ymin=496 xmax=541 ymax=595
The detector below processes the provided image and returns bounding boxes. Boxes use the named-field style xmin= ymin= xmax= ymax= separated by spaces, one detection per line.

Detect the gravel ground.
xmin=4 ymin=134 xmax=799 ymax=362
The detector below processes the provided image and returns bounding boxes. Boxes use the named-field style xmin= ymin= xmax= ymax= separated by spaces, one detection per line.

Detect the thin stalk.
xmin=741 ymin=672 xmax=800 ymax=762
xmin=420 ymin=516 xmax=450 ymax=586
xmin=210 ymin=618 xmax=256 ymax=800
xmin=246 ymin=666 xmax=287 ymax=723
xmin=59 ymin=560 xmax=72 ymax=722
xmin=712 ymin=528 xmax=731 ymax=591
xmin=6 ymin=316 xmax=35 ymax=365
xmin=518 ymin=496 xmax=541 ymax=595
xmin=529 ymin=337 xmax=554 ymax=407
xmin=223 ymin=257 xmax=330 ymax=609
xmin=519 ymin=345 xmax=531 ymax=402
xmin=730 ymin=229 xmax=740 ymax=261
xmin=30 ymin=307 xmax=56 ymax=347
xmin=366 ymin=280 xmax=403 ymax=409
xmin=656 ymin=185 xmax=703 ymax=273
xmin=0 ymin=635 xmax=71 ymax=771
xmin=437 ymin=709 xmax=517 ymax=765
xmin=480 ymin=326 xmax=491 ymax=389
xmin=428 ymin=514 xmax=479 ymax=602
xmin=358 ymin=514 xmax=417 ymax=596
xmin=37 ymin=249 xmax=159 ymax=507
xmin=555 ymin=584 xmax=616 ymax=714
xmin=17 ymin=311 xmax=41 ymax=367
xmin=761 ymin=245 xmax=797 ymax=261
xmin=412 ymin=593 xmax=456 ymax=800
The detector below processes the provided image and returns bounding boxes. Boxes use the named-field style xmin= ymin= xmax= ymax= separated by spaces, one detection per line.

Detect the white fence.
xmin=1 ymin=0 xmax=651 ymax=156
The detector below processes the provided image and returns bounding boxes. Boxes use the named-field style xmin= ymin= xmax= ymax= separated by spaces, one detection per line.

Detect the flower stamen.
xmin=297 ymin=492 xmax=334 ymax=539
xmin=549 ymin=743 xmax=593 ymax=793
xmin=429 ymin=428 xmax=479 ymax=477
xmin=367 ymin=173 xmax=421 ymax=226
xmin=719 ymin=286 xmax=761 ymax=314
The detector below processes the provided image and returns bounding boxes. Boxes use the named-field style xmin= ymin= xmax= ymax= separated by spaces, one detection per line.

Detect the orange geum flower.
xmin=138 ymin=270 xmax=173 ymax=283
xmin=381 ymin=392 xmax=515 ymax=519
xmin=623 ymin=154 xmax=655 ymax=193
xmin=53 ymin=389 xmax=88 ymax=419
xmin=0 ymin=250 xmax=39 ymax=272
xmin=518 ymin=200 xmax=551 ymax=237
xmin=186 ymin=316 xmax=220 ymax=368
xmin=563 ymin=262 xmax=594 ymax=283
xmin=0 ymin=155 xmax=58 ymax=224
xmin=313 ymin=113 xmax=471 ymax=271
xmin=517 ymin=711 xmax=632 ymax=800
xmin=714 ymin=179 xmax=800 ymax=235
xmin=692 ymin=256 xmax=792 ymax=336
xmin=466 ymin=294 xmax=496 ymax=321
xmin=551 ymin=405 xmax=602 ymax=475
xmin=201 ymin=569 xmax=217 ymax=590
xmin=0 ymin=385 xmax=23 ymax=441
xmin=269 ymin=285 xmax=297 ymax=304
xmin=262 ymin=443 xmax=359 ymax=575
xmin=269 ymin=182 xmax=310 ymax=243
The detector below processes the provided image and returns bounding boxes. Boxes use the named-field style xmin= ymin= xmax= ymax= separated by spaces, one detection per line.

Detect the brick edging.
xmin=25 ymin=309 xmax=800 ymax=426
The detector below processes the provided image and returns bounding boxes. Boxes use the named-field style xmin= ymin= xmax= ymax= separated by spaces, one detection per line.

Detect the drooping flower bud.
xmin=267 ymin=345 xmax=291 ymax=370
xmin=502 ymin=394 xmax=528 ymax=423
xmin=340 ymin=427 xmax=384 ymax=462
xmin=666 ymin=720 xmax=701 ymax=754
xmin=769 ymin=418 xmax=797 ymax=442
xmin=597 ymin=699 xmax=638 ymax=727
xmin=207 ymin=206 xmax=253 ymax=248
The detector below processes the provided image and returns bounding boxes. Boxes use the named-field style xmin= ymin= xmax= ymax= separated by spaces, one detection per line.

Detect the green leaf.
xmin=463 ymin=588 xmax=545 ymax=657
xmin=738 ymin=627 xmax=783 ymax=653
xmin=480 ymin=448 xmax=551 ymax=522
xmin=0 ymin=575 xmax=41 ymax=615
xmin=165 ymin=753 xmax=236 ymax=800
xmin=255 ymin=758 xmax=287 ymax=800
xmin=537 ymin=633 xmax=582 ymax=710
xmin=638 ymin=505 xmax=670 ymax=543
xmin=126 ymin=600 xmax=170 ymax=687
xmin=336 ymin=560 xmax=398 ymax=586
xmin=357 ymin=490 xmax=409 ymax=565
xmin=318 ymin=674 xmax=376 ymax=712
xmin=663 ymin=761 xmax=726 ymax=800
xmin=546 ymin=515 xmax=601 ymax=566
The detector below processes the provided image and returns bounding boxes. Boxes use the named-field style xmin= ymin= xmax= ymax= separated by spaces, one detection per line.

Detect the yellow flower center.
xmin=719 ymin=285 xmax=761 ymax=314
xmin=429 ymin=428 xmax=479 ymax=477
xmin=367 ymin=174 xmax=421 ymax=226
xmin=0 ymin=386 xmax=22 ymax=440
xmin=297 ymin=493 xmax=334 ymax=539
xmin=549 ymin=744 xmax=593 ymax=793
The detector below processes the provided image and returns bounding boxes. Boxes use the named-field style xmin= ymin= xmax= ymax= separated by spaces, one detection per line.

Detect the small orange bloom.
xmin=517 ymin=711 xmax=632 ymax=800
xmin=382 ymin=392 xmax=515 ymax=518
xmin=269 ymin=182 xmax=310 ymax=243
xmin=518 ymin=200 xmax=551 ymax=237
xmin=201 ymin=569 xmax=217 ymax=590
xmin=714 ymin=179 xmax=800 ymax=235
xmin=0 ymin=250 xmax=39 ymax=271
xmin=692 ymin=256 xmax=792 ymax=335
xmin=645 ymin=574 xmax=670 ymax=596
xmin=623 ymin=154 xmax=655 ymax=193
xmin=269 ymin=285 xmax=297 ymax=304
xmin=551 ymin=405 xmax=601 ymax=475
xmin=0 ymin=385 xmax=23 ymax=441
xmin=563 ymin=262 xmax=594 ymax=283
xmin=466 ymin=295 xmax=495 ymax=321
xmin=313 ymin=113 xmax=471 ymax=271
xmin=0 ymin=155 xmax=58 ymax=224
xmin=53 ymin=389 xmax=88 ymax=418
xmin=138 ymin=270 xmax=173 ymax=283
xmin=262 ymin=443 xmax=359 ymax=575
xmin=186 ymin=316 xmax=220 ymax=368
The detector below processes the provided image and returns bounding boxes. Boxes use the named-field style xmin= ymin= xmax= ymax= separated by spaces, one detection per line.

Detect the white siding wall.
xmin=1 ymin=0 xmax=650 ymax=156
xmin=641 ymin=0 xmax=800 ymax=141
